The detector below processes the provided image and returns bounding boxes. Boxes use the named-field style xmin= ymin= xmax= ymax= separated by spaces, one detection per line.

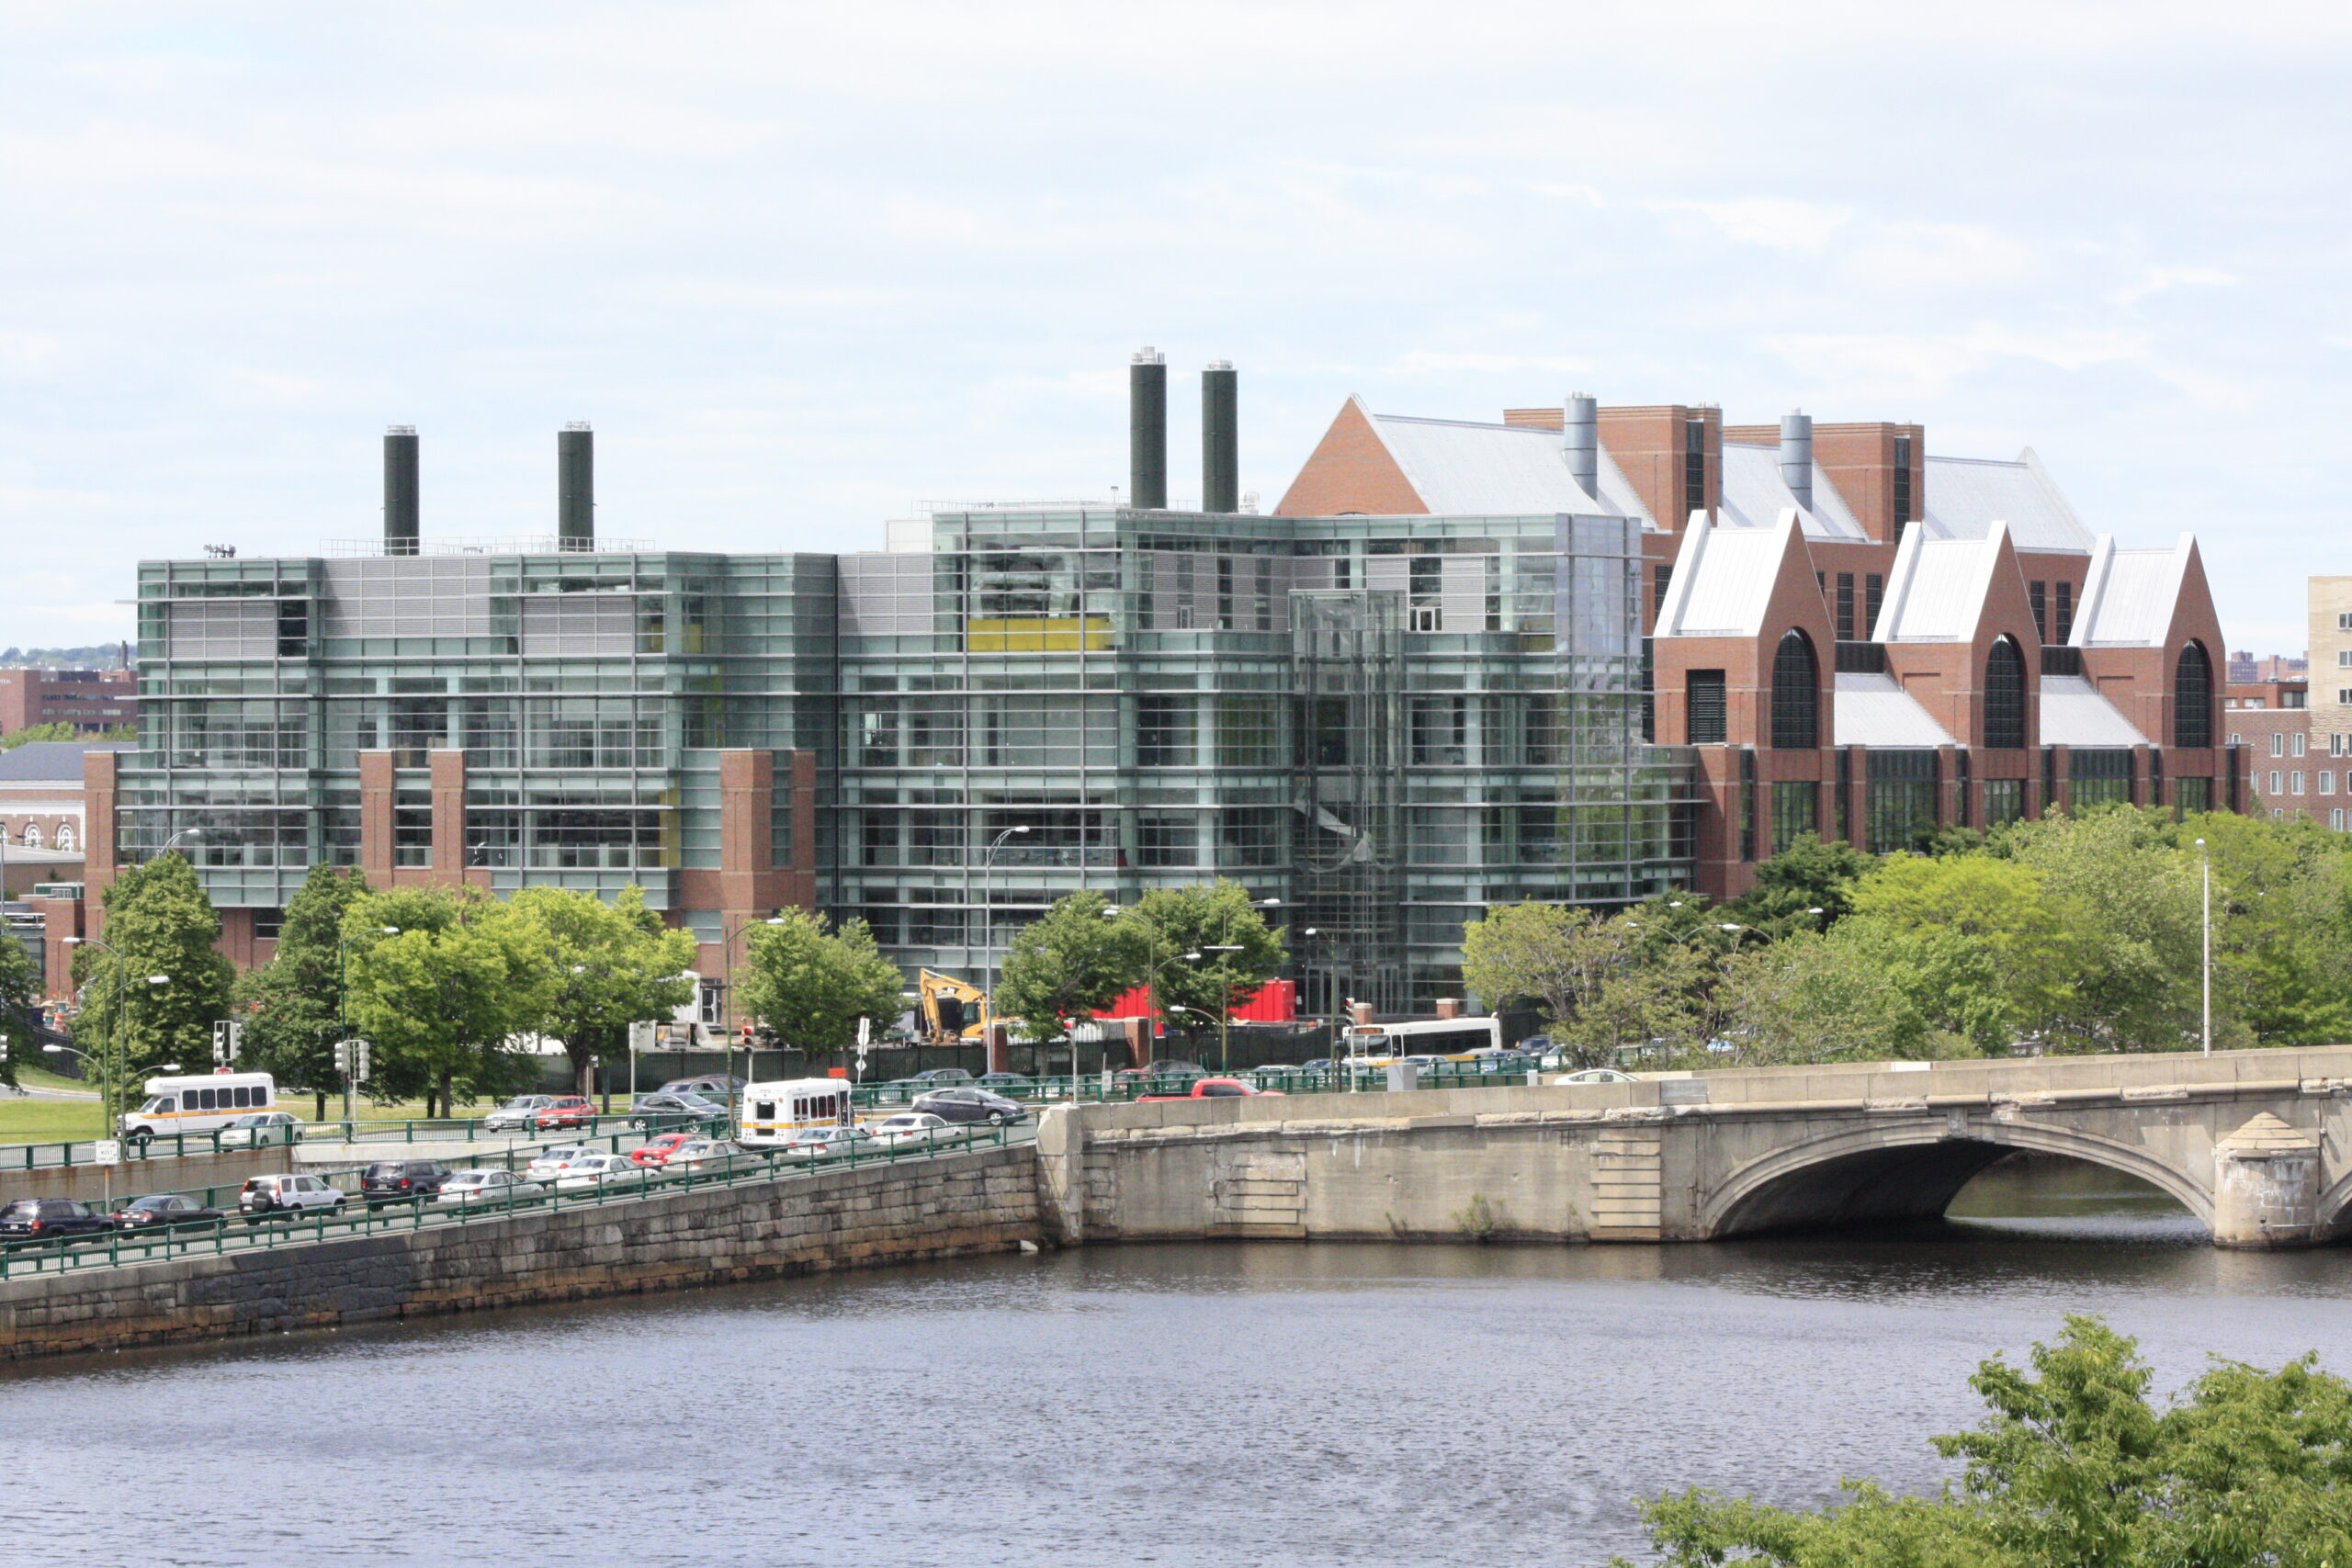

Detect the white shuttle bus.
xmin=1342 ymin=1016 xmax=1504 ymax=1071
xmin=737 ymin=1078 xmax=853 ymax=1149
xmin=124 ymin=1072 xmax=280 ymax=1142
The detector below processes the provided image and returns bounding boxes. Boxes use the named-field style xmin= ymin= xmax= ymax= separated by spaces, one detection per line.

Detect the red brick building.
xmin=0 ymin=669 xmax=136 ymax=736
xmin=1278 ymin=396 xmax=2238 ymax=899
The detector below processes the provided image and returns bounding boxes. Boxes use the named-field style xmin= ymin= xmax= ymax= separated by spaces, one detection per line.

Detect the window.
xmin=2340 ymin=650 xmax=2352 ymax=668
xmin=2272 ymin=733 xmax=2287 ymax=758
xmin=2336 ymin=734 xmax=2346 ymax=757
xmin=2341 ymin=690 xmax=2352 ymax=706
xmin=1835 ymin=574 xmax=1855 ymax=641
xmin=2293 ymin=772 xmax=2306 ymax=795
xmin=1984 ymin=777 xmax=2026 ymax=827
xmin=2271 ymin=771 xmax=2284 ymax=794
xmin=2323 ymin=773 xmax=2336 ymax=795
xmin=1409 ymin=696 xmax=1468 ymax=765
xmin=1770 ymin=630 xmax=1819 ymax=750
xmin=1863 ymin=573 xmax=1884 ymax=637
xmin=1136 ymin=696 xmax=1193 ymax=767
xmin=2072 ymin=750 xmax=2133 ymax=811
xmin=1684 ymin=419 xmax=1708 ymax=519
xmin=1893 ymin=434 xmax=1915 ymax=525
xmin=2030 ymin=581 xmax=2048 ymax=641
xmin=1984 ymin=637 xmax=2028 ymax=750
xmin=2335 ymin=809 xmax=2346 ymax=830
xmin=1866 ymin=750 xmax=1939 ymax=852
xmin=2340 ymin=613 xmax=2352 ymax=630
xmin=2292 ymin=732 xmax=2308 ymax=757
xmin=2054 ymin=581 xmax=2075 ymax=643
xmin=1770 ymin=781 xmax=1820 ymax=855
xmin=1653 ymin=564 xmax=1673 ymax=620
xmin=1687 ymin=671 xmax=1727 ymax=744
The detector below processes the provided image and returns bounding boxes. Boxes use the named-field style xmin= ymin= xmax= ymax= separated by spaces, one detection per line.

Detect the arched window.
xmin=54 ymin=824 xmax=75 ymax=852
xmin=2175 ymin=641 xmax=2214 ymax=750
xmin=20 ymin=823 xmax=40 ymax=849
xmin=1770 ymin=629 xmax=1819 ymax=750
xmin=1984 ymin=637 xmax=2028 ymax=750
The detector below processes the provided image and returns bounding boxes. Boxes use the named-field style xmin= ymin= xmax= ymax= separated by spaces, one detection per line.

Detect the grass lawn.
xmin=0 ymin=1082 xmax=658 ymax=1149
xmin=0 ymin=1096 xmax=107 ymax=1145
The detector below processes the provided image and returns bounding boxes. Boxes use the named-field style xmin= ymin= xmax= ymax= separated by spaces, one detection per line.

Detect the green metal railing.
xmin=0 ymin=1122 xmax=1023 ymax=1280
xmin=0 ymin=1111 xmax=715 ymax=1173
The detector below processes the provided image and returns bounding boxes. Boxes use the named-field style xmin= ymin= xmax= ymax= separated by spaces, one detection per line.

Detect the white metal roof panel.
xmin=1832 ymin=671 xmax=1954 ymax=748
xmin=1922 ymin=451 xmax=2092 ymax=552
xmin=1875 ymin=534 xmax=2002 ymax=642
xmin=1367 ymin=414 xmax=1646 ymax=520
xmin=1718 ymin=441 xmax=1868 ymax=540
xmin=2071 ymin=535 xmax=2190 ymax=648
xmin=2039 ymin=673 xmax=2151 ymax=747
xmin=1655 ymin=518 xmax=1792 ymax=637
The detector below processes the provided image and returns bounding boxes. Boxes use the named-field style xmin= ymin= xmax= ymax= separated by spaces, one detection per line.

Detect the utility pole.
xmin=2197 ymin=837 xmax=2212 ymax=1055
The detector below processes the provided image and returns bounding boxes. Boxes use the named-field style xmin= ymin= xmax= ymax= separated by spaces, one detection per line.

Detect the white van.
xmin=124 ymin=1072 xmax=279 ymax=1143
xmin=738 ymin=1078 xmax=851 ymax=1150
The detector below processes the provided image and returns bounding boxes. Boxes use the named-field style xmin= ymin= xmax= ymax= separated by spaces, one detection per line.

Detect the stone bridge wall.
xmin=0 ymin=1145 xmax=1040 ymax=1361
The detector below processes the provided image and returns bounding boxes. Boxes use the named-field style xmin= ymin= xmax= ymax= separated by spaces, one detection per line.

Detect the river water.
xmin=6 ymin=1161 xmax=2351 ymax=1567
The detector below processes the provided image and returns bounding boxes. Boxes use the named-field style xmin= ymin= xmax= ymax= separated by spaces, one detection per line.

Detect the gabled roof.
xmin=1920 ymin=449 xmax=2092 ymax=553
xmin=1717 ymin=441 xmax=1869 ymax=541
xmin=1655 ymin=513 xmax=1804 ymax=638
xmin=1364 ymin=406 xmax=1647 ymax=519
xmin=2071 ymin=534 xmax=2196 ymax=649
xmin=0 ymin=740 xmax=131 ymax=782
xmin=1873 ymin=521 xmax=2010 ymax=642
xmin=1833 ymin=671 xmax=1955 ymax=747
xmin=2040 ymin=673 xmax=2151 ymax=747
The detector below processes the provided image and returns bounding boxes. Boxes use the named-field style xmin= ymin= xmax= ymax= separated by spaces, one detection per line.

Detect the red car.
xmin=533 ymin=1096 xmax=596 ymax=1131
xmin=629 ymin=1132 xmax=697 ymax=1167
xmin=1136 ymin=1077 xmax=1284 ymax=1102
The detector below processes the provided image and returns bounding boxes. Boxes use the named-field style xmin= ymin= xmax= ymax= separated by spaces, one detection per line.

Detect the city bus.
xmin=1341 ymin=1017 xmax=1505 ymax=1074
xmin=737 ymin=1078 xmax=854 ymax=1149
xmin=122 ymin=1072 xmax=280 ymax=1142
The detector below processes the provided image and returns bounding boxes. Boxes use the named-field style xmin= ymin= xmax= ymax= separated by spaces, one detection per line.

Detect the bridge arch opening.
xmin=1703 ymin=1131 xmax=2210 ymax=1240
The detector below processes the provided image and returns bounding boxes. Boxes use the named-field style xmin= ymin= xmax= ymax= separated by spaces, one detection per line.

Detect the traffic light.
xmin=333 ymin=1038 xmax=372 ymax=1086
xmin=211 ymin=1020 xmax=242 ymax=1066
xmin=739 ymin=1022 xmax=754 ymax=1045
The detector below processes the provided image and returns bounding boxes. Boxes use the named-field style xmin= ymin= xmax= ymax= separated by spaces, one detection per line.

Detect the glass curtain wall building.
xmin=836 ymin=504 xmax=1692 ymax=1013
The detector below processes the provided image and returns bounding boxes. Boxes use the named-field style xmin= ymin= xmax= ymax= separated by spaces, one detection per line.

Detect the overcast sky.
xmin=2 ymin=2 xmax=2344 ymax=653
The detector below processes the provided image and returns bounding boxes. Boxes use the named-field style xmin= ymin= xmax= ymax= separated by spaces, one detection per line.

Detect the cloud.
xmin=1644 ymin=197 xmax=1854 ymax=253
xmin=2110 ymin=265 xmax=2239 ymax=306
xmin=1762 ymin=323 xmax=2152 ymax=398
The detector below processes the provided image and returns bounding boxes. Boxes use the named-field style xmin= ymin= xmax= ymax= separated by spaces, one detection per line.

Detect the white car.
xmin=523 ymin=1145 xmax=601 ymax=1182
xmin=483 ymin=1096 xmax=558 ymax=1133
xmin=435 ymin=1169 xmax=546 ymax=1204
xmin=238 ymin=1173 xmax=345 ymax=1219
xmin=1554 ymin=1068 xmax=1639 ymax=1085
xmin=217 ymin=1111 xmax=305 ymax=1147
xmin=865 ymin=1112 xmax=953 ymax=1147
xmin=553 ymin=1153 xmax=650 ymax=1191
xmin=661 ymin=1137 xmax=751 ymax=1171
xmin=777 ymin=1125 xmax=877 ymax=1162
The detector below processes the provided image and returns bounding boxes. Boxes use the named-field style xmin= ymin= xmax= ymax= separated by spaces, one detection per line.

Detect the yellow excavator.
xmin=916 ymin=969 xmax=995 ymax=1046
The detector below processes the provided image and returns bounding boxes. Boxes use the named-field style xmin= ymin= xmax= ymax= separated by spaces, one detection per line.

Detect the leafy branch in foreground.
xmin=1600 ymin=1315 xmax=2352 ymax=1567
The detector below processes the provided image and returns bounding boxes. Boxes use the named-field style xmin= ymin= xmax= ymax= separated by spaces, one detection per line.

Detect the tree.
xmin=736 ymin=908 xmax=903 ymax=1053
xmin=342 ymin=886 xmax=557 ymax=1117
xmin=1461 ymin=901 xmax=1632 ymax=1068
xmin=1724 ymin=925 xmax=1943 ymax=1066
xmin=995 ymin=891 xmax=1148 ymax=1043
xmin=1602 ymin=1315 xmax=2352 ymax=1567
xmin=510 ymin=886 xmax=697 ymax=1098
xmin=1727 ymin=834 xmax=1869 ymax=936
xmin=0 ymin=922 xmax=37 ymax=1089
xmin=2001 ymin=808 xmax=2204 ymax=1052
xmin=1129 ymin=883 xmax=1286 ymax=1054
xmin=232 ymin=863 xmax=372 ymax=1119
xmin=1848 ymin=855 xmax=2082 ymax=1051
xmin=69 ymin=853 xmax=236 ymax=1111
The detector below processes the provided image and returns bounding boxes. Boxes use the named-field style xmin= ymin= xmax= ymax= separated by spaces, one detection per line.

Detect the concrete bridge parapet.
xmin=1040 ymin=1046 xmax=2352 ymax=1251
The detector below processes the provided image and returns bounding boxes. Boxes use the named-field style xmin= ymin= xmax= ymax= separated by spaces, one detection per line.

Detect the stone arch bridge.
xmin=1037 ymin=1047 xmax=2352 ymax=1251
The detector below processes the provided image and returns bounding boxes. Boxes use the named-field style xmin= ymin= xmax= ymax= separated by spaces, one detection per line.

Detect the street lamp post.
xmin=1200 ymin=896 xmax=1280 ymax=1073
xmin=2196 ymin=836 xmax=2212 ymax=1055
xmin=337 ymin=926 xmax=400 ymax=1125
xmin=979 ymin=826 xmax=1030 ymax=1060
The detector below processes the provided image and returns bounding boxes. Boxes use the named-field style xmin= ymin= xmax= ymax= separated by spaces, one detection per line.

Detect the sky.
xmin=1 ymin=1 xmax=2346 ymax=653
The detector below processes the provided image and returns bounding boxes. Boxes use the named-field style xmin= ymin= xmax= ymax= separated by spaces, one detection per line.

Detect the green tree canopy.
xmin=511 ymin=886 xmax=697 ymax=1095
xmin=1462 ymin=901 xmax=1632 ymax=1068
xmin=69 ymin=853 xmax=235 ymax=1111
xmin=737 ymin=908 xmax=904 ymax=1052
xmin=1604 ymin=1316 xmax=2352 ymax=1567
xmin=996 ymin=891 xmax=1148 ymax=1043
xmin=232 ymin=863 xmax=372 ymax=1117
xmin=1727 ymin=833 xmax=1869 ymax=936
xmin=342 ymin=886 xmax=557 ymax=1116
xmin=1129 ymin=882 xmax=1285 ymax=1042
xmin=0 ymin=922 xmax=37 ymax=1089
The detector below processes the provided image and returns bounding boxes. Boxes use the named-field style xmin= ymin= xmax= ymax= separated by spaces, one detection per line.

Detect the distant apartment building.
xmin=0 ymin=669 xmax=136 ymax=735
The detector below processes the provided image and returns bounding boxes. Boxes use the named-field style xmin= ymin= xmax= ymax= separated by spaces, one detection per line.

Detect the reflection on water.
xmin=1 ymin=1157 xmax=2346 ymax=1568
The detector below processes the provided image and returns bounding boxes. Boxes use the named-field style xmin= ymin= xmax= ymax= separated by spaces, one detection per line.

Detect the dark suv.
xmin=359 ymin=1159 xmax=457 ymax=1204
xmin=0 ymin=1198 xmax=114 ymax=1244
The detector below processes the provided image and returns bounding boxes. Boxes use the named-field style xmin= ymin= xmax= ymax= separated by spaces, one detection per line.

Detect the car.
xmin=628 ymin=1132 xmax=699 ymax=1168
xmin=628 ymin=1092 xmax=729 ymax=1132
xmin=910 ymin=1088 xmax=1028 ymax=1125
xmin=483 ymin=1095 xmax=557 ymax=1133
xmin=0 ymin=1197 xmax=115 ymax=1244
xmin=435 ymin=1169 xmax=546 ymax=1204
xmin=217 ymin=1111 xmax=305 ymax=1147
xmin=1145 ymin=1060 xmax=1208 ymax=1079
xmin=661 ymin=1137 xmax=752 ymax=1170
xmin=552 ymin=1153 xmax=650 ymax=1191
xmin=1474 ymin=1054 xmax=1539 ymax=1077
xmin=865 ymin=1111 xmax=955 ymax=1146
xmin=973 ymin=1073 xmax=1035 ymax=1095
xmin=112 ymin=1194 xmax=227 ymax=1232
xmin=888 ymin=1067 xmax=974 ymax=1089
xmin=1136 ymin=1077 xmax=1283 ymax=1101
xmin=656 ymin=1075 xmax=746 ymax=1100
xmin=523 ymin=1145 xmax=602 ymax=1182
xmin=359 ymin=1159 xmax=458 ymax=1204
xmin=1554 ymin=1068 xmax=1640 ymax=1085
xmin=532 ymin=1096 xmax=597 ymax=1131
xmin=775 ymin=1125 xmax=877 ymax=1161
xmin=1250 ymin=1064 xmax=1300 ymax=1079
xmin=238 ymin=1174 xmax=346 ymax=1221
